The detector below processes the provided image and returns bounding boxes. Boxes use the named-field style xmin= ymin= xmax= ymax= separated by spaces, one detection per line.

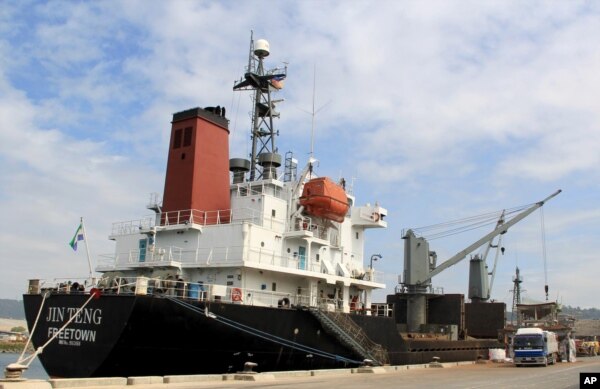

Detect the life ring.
xmin=231 ymin=288 xmax=243 ymax=302
xmin=372 ymin=212 xmax=380 ymax=222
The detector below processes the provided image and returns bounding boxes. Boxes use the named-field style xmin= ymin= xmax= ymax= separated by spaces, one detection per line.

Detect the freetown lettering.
xmin=47 ymin=327 xmax=97 ymax=342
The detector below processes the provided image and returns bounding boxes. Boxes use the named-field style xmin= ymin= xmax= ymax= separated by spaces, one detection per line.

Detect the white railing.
xmin=290 ymin=217 xmax=326 ymax=239
xmin=364 ymin=270 xmax=385 ymax=283
xmin=288 ymin=217 xmax=340 ymax=246
xmin=161 ymin=209 xmax=231 ymax=226
xmin=231 ymin=182 xmax=287 ymax=200
xmin=245 ymin=246 xmax=316 ymax=271
xmin=111 ymin=217 xmax=155 ymax=235
xmin=190 ymin=246 xmax=244 ymax=265
xmin=97 ymin=246 xmax=184 ymax=269
xmin=29 ymin=277 xmax=96 ymax=294
xmin=94 ymin=278 xmax=302 ymax=308
xmin=110 ymin=207 xmax=265 ymax=237
xmin=28 ymin=277 xmax=381 ymax=315
xmin=97 ymin=244 xmax=385 ymax=283
xmin=371 ymin=303 xmax=394 ymax=317
xmin=394 ymin=284 xmax=444 ymax=295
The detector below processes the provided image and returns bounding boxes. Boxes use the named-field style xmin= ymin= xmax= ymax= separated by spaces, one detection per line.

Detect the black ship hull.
xmin=23 ymin=293 xmax=501 ymax=378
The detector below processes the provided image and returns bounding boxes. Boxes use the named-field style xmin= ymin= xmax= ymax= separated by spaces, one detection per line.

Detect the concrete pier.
xmin=2 ymin=357 xmax=599 ymax=389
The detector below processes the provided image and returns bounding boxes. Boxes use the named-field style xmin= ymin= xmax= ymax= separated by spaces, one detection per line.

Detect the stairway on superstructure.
xmin=310 ymin=308 xmax=389 ymax=365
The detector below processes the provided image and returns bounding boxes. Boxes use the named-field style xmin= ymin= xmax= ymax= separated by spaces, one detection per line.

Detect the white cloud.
xmin=0 ymin=67 xmax=160 ymax=298
xmin=0 ymin=0 xmax=599 ymax=310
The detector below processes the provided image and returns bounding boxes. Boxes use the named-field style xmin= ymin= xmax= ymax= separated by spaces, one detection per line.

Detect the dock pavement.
xmin=3 ymin=357 xmax=600 ymax=389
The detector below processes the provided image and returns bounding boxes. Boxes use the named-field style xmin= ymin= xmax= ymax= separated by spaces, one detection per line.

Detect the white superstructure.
xmin=97 ymin=164 xmax=387 ymax=313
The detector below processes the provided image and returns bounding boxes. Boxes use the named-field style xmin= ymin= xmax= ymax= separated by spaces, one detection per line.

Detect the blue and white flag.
xmin=270 ymin=74 xmax=285 ymax=89
xmin=69 ymin=223 xmax=84 ymax=251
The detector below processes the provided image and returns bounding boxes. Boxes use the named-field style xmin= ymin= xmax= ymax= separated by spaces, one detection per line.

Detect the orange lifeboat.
xmin=299 ymin=177 xmax=349 ymax=223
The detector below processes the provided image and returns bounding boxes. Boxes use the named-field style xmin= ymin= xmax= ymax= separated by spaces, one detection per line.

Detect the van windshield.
xmin=514 ymin=335 xmax=544 ymax=349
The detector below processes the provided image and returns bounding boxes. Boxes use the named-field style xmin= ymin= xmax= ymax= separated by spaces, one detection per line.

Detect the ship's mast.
xmin=233 ymin=32 xmax=287 ymax=181
xmin=511 ymin=266 xmax=524 ymax=326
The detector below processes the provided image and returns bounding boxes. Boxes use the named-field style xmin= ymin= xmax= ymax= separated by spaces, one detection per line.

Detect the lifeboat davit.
xmin=299 ymin=177 xmax=349 ymax=223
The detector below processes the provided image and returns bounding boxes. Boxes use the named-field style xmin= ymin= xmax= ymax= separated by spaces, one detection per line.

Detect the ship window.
xmin=183 ymin=127 xmax=193 ymax=147
xmin=316 ymin=254 xmax=320 ymax=262
xmin=181 ymin=153 xmax=186 ymax=160
xmin=356 ymin=232 xmax=359 ymax=239
xmin=261 ymin=284 xmax=267 ymax=290
xmin=272 ymin=282 xmax=277 ymax=291
xmin=287 ymin=248 xmax=291 ymax=253
xmin=261 ymin=241 xmax=265 ymax=247
xmin=173 ymin=129 xmax=182 ymax=149
xmin=272 ymin=209 xmax=276 ymax=217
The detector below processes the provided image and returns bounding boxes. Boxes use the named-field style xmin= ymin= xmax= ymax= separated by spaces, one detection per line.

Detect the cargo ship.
xmin=20 ymin=36 xmax=560 ymax=378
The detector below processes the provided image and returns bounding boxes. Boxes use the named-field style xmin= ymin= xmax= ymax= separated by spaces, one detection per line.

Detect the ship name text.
xmin=45 ymin=306 xmax=103 ymax=325
xmin=45 ymin=306 xmax=103 ymax=347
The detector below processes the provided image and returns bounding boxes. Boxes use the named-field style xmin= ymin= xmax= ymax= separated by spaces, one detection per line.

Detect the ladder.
xmin=310 ymin=308 xmax=389 ymax=365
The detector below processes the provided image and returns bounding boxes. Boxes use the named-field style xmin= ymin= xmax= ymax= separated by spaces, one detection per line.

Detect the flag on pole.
xmin=69 ymin=223 xmax=84 ymax=251
xmin=270 ymin=75 xmax=285 ymax=90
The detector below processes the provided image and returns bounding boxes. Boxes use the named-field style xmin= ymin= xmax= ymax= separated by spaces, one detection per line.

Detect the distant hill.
xmin=561 ymin=305 xmax=600 ymax=320
xmin=0 ymin=299 xmax=25 ymax=319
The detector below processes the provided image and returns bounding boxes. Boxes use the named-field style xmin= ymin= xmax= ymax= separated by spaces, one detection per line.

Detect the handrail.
xmin=110 ymin=207 xmax=266 ymax=236
xmin=97 ymin=244 xmax=383 ymax=282
xmin=310 ymin=308 xmax=389 ymax=365
xmin=28 ymin=277 xmax=361 ymax=313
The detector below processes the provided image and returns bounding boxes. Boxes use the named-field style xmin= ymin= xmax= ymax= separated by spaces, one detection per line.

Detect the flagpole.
xmin=80 ymin=217 xmax=94 ymax=281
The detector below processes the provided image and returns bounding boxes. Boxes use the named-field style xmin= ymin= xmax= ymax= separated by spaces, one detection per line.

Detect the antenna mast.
xmin=299 ymin=64 xmax=332 ymax=159
xmin=510 ymin=266 xmax=524 ymax=326
xmin=310 ymin=64 xmax=316 ymax=158
xmin=233 ymin=32 xmax=287 ymax=181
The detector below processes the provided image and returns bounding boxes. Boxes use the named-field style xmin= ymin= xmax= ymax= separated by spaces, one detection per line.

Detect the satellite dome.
xmin=254 ymin=39 xmax=270 ymax=57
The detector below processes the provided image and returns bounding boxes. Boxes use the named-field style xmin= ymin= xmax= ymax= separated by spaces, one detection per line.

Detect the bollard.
xmin=4 ymin=363 xmax=28 ymax=380
xmin=429 ymin=356 xmax=443 ymax=368
xmin=241 ymin=362 xmax=258 ymax=374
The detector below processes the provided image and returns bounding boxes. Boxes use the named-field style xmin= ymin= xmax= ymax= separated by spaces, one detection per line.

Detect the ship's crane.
xmin=467 ymin=210 xmax=506 ymax=302
xmin=400 ymin=190 xmax=561 ymax=332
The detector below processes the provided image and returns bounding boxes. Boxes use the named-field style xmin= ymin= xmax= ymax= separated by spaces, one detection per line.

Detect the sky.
xmin=1 ymin=0 xmax=599 ymax=309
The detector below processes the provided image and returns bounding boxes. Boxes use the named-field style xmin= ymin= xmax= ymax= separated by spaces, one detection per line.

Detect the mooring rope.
xmin=17 ymin=292 xmax=98 ymax=368
xmin=17 ymin=291 xmax=49 ymax=364
xmin=165 ymin=296 xmax=363 ymax=365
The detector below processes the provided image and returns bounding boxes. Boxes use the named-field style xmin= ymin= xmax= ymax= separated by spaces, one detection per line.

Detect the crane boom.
xmin=417 ymin=189 xmax=561 ymax=285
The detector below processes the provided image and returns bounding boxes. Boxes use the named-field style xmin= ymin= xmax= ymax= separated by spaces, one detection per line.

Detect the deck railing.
xmin=28 ymin=277 xmax=385 ymax=316
xmin=110 ymin=207 xmax=265 ymax=236
xmin=97 ymin=244 xmax=384 ymax=283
